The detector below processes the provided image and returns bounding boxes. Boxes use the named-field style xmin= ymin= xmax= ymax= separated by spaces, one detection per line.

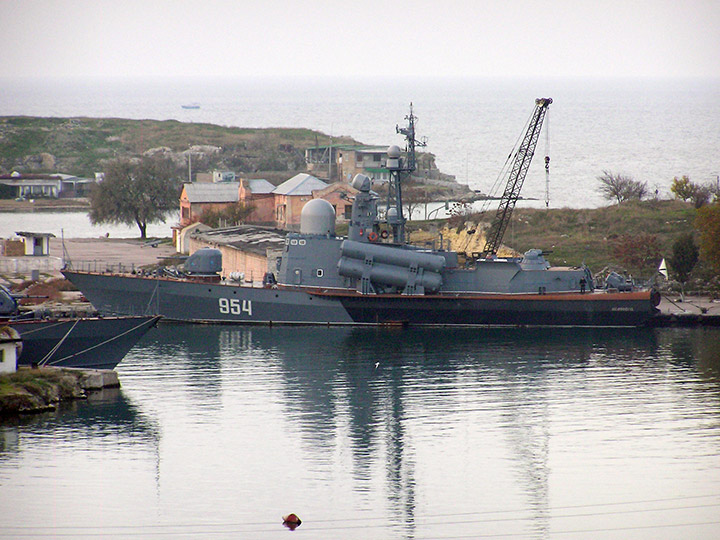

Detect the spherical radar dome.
xmin=300 ymin=198 xmax=336 ymax=235
xmin=386 ymin=145 xmax=402 ymax=170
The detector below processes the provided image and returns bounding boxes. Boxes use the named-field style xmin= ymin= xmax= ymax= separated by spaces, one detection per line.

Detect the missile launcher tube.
xmin=340 ymin=240 xmax=446 ymax=273
xmin=337 ymin=258 xmax=443 ymax=292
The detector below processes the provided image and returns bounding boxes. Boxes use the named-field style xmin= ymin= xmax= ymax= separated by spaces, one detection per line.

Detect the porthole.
xmin=316 ymin=268 xmax=324 ymax=278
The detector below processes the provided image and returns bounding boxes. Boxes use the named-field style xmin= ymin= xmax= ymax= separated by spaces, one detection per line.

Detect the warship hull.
xmin=326 ymin=290 xmax=656 ymax=327
xmin=62 ymin=271 xmax=658 ymax=327
xmin=9 ymin=315 xmax=161 ymax=369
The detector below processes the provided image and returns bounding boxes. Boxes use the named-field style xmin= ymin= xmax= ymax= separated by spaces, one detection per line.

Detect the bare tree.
xmin=89 ymin=156 xmax=182 ymax=238
xmin=597 ymin=170 xmax=647 ymax=204
xmin=691 ymin=185 xmax=712 ymax=209
xmin=403 ymin=185 xmax=431 ymax=220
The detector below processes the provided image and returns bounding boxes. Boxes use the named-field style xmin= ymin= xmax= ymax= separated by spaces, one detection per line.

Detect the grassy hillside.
xmin=508 ymin=199 xmax=696 ymax=271
xmin=0 ymin=116 xmax=357 ymax=178
xmin=0 ymin=116 xmax=467 ymax=196
xmin=411 ymin=199 xmax=700 ymax=277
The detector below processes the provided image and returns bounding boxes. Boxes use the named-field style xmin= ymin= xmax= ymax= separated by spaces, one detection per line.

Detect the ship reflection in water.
xmin=2 ymin=326 xmax=720 ymax=539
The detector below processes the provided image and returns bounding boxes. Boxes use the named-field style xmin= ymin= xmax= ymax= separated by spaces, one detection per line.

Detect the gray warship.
xmin=63 ymin=100 xmax=660 ymax=327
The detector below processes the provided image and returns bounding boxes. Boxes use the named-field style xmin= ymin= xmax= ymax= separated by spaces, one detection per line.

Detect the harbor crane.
xmin=482 ymin=98 xmax=552 ymax=257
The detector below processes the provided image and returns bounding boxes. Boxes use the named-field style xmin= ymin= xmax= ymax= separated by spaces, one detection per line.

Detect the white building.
xmin=0 ymin=328 xmax=21 ymax=374
xmin=0 ymin=173 xmax=95 ymax=198
xmin=15 ymin=232 xmax=55 ymax=256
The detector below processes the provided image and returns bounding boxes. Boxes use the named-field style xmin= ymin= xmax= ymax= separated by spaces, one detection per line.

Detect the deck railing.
xmin=63 ymin=259 xmax=142 ymax=274
xmin=62 ymin=260 xmax=267 ymax=287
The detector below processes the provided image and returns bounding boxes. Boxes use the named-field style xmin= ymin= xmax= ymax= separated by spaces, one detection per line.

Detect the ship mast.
xmin=386 ymin=103 xmax=426 ymax=244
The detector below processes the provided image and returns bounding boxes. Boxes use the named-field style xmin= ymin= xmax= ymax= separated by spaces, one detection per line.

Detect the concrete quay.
xmin=652 ymin=296 xmax=720 ymax=327
xmin=0 ymin=237 xmax=177 ymax=282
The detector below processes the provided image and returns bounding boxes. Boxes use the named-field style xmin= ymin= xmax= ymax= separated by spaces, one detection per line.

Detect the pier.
xmin=651 ymin=296 xmax=720 ymax=327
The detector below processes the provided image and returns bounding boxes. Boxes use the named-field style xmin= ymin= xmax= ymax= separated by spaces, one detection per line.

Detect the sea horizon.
xmin=2 ymin=75 xmax=719 ymax=209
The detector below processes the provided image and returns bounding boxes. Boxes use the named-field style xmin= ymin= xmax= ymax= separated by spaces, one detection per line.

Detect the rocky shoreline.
xmin=0 ymin=366 xmax=119 ymax=419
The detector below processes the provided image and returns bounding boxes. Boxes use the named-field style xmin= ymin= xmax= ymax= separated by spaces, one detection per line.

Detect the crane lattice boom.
xmin=483 ymin=98 xmax=552 ymax=256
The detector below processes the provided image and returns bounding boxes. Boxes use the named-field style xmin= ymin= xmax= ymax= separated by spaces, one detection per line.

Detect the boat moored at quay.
xmin=8 ymin=315 xmax=161 ymax=369
xmin=1 ymin=284 xmax=161 ymax=369
xmin=62 ymin=258 xmax=658 ymax=327
xmin=62 ymin=101 xmax=660 ymax=328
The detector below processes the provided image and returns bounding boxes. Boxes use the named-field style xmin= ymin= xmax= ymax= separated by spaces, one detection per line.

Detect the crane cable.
xmin=480 ymin=107 xmax=537 ymax=217
xmin=544 ymin=107 xmax=550 ymax=208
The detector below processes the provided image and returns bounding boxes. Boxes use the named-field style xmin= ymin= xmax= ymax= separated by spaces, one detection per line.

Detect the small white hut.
xmin=15 ymin=231 xmax=55 ymax=256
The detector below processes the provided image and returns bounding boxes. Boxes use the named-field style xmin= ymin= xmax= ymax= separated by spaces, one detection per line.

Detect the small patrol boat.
xmin=1 ymin=285 xmax=160 ymax=369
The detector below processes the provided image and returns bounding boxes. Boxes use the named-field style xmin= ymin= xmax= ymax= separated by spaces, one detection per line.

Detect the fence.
xmin=0 ymin=256 xmax=63 ymax=276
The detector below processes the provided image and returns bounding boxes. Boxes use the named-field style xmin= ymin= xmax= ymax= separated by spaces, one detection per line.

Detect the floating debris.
xmin=282 ymin=513 xmax=302 ymax=530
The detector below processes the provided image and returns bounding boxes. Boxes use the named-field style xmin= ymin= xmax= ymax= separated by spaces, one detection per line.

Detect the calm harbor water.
xmin=0 ymin=211 xmax=177 ymax=240
xmin=2 ymin=324 xmax=720 ymax=539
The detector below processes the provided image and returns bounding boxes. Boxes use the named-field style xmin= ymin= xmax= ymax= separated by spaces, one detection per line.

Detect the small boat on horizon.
xmin=181 ymin=103 xmax=200 ymax=109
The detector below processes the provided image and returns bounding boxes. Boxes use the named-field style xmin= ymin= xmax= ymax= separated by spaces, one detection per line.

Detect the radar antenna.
xmin=386 ymin=103 xmax=427 ymax=244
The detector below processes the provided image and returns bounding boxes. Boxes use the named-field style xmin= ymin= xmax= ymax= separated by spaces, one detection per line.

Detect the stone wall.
xmin=2 ymin=239 xmax=24 ymax=257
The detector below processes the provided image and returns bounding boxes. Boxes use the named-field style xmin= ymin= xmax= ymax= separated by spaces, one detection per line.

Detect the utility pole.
xmin=187 ymin=147 xmax=192 ymax=183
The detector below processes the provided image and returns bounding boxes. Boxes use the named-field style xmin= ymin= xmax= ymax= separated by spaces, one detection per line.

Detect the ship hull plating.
xmin=63 ymin=271 xmax=354 ymax=324
xmin=10 ymin=315 xmax=160 ymax=369
xmin=323 ymin=290 xmax=656 ymax=327
xmin=63 ymin=271 xmax=657 ymax=327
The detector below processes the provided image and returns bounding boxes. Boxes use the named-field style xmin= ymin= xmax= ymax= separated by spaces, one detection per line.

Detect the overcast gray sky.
xmin=2 ymin=0 xmax=719 ymax=79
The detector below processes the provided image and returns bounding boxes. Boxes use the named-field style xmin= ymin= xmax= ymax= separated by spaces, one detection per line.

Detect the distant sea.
xmin=2 ymin=76 xmax=720 ymax=209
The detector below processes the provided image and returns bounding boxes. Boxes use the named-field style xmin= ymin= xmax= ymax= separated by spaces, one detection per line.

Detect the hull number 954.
xmin=218 ymin=298 xmax=253 ymax=316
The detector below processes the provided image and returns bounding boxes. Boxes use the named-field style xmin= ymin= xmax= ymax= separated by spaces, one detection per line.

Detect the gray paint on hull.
xmin=10 ymin=315 xmax=159 ymax=369
xmin=335 ymin=294 xmax=656 ymax=327
xmin=64 ymin=271 xmax=354 ymax=324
